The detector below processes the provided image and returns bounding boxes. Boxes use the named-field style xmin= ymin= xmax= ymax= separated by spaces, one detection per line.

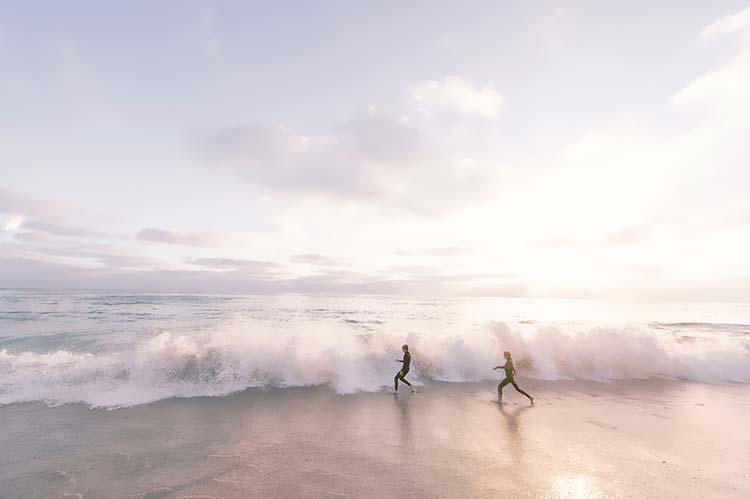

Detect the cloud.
xmin=672 ymin=49 xmax=750 ymax=123
xmin=23 ymin=220 xmax=107 ymax=238
xmin=195 ymin=115 xmax=418 ymax=199
xmin=188 ymin=257 xmax=278 ymax=273
xmin=397 ymin=246 xmax=472 ymax=258
xmin=410 ymin=76 xmax=503 ymax=118
xmin=3 ymin=214 xmax=23 ymax=232
xmin=603 ymin=226 xmax=650 ymax=245
xmin=196 ymin=125 xmax=316 ymax=188
xmin=290 ymin=253 xmax=341 ymax=266
xmin=683 ymin=8 xmax=750 ymax=125
xmin=95 ymin=254 xmax=161 ymax=270
xmin=425 ymin=246 xmax=471 ymax=257
xmin=137 ymin=228 xmax=218 ymax=247
xmin=384 ymin=265 xmax=519 ymax=284
xmin=0 ymin=190 xmax=115 ymax=248
xmin=1 ymin=230 xmax=163 ymax=270
xmin=700 ymin=6 xmax=750 ymax=41
xmin=194 ymin=109 xmax=495 ymax=213
xmin=0 ymin=188 xmax=92 ymax=223
xmin=4 ymin=248 xmax=750 ymax=301
xmin=0 ymin=257 xmax=525 ymax=296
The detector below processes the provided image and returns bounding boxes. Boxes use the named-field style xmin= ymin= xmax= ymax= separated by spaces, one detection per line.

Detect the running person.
xmin=493 ymin=351 xmax=533 ymax=404
xmin=394 ymin=344 xmax=415 ymax=393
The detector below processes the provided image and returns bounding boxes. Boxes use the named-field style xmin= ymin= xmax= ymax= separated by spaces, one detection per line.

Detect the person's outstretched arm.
xmin=493 ymin=363 xmax=507 ymax=370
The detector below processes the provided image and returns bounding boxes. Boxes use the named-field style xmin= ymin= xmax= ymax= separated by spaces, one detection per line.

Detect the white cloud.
xmin=0 ymin=188 xmax=93 ymax=224
xmin=677 ymin=6 xmax=750 ymax=126
xmin=188 ymin=257 xmax=278 ymax=273
xmin=137 ymin=228 xmax=219 ymax=247
xmin=672 ymin=48 xmax=750 ymax=124
xmin=3 ymin=214 xmax=23 ymax=232
xmin=195 ymin=109 xmax=495 ymax=213
xmin=410 ymin=76 xmax=503 ymax=118
xmin=290 ymin=253 xmax=342 ymax=266
xmin=700 ymin=6 xmax=750 ymax=41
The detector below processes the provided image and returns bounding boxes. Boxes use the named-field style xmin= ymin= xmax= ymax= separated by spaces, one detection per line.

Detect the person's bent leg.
xmin=394 ymin=372 xmax=401 ymax=391
xmin=511 ymin=380 xmax=533 ymax=402
xmin=400 ymin=370 xmax=415 ymax=392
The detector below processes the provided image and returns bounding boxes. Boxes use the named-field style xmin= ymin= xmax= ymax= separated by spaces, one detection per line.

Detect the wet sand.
xmin=1 ymin=379 xmax=748 ymax=498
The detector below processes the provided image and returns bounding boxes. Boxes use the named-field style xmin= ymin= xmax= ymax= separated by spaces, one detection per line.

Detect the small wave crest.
xmin=649 ymin=322 xmax=750 ymax=334
xmin=1 ymin=320 xmax=748 ymax=408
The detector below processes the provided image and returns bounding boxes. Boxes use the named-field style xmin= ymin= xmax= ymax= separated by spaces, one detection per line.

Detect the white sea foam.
xmin=1 ymin=318 xmax=748 ymax=408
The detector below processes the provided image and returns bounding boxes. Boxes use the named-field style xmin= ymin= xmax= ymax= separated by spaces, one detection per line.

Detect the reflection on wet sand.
xmin=498 ymin=402 xmax=532 ymax=459
xmin=392 ymin=392 xmax=414 ymax=446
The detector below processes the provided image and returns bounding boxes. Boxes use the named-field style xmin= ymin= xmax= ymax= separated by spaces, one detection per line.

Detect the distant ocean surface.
xmin=1 ymin=289 xmax=749 ymax=408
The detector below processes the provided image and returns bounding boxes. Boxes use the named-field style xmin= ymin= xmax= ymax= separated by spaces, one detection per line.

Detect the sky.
xmin=1 ymin=1 xmax=749 ymax=300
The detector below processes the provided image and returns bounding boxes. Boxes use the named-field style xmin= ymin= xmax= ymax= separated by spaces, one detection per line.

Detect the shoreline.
xmin=1 ymin=375 xmax=745 ymax=410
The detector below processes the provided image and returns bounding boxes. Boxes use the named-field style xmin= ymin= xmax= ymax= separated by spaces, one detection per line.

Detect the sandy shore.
xmin=1 ymin=379 xmax=748 ymax=498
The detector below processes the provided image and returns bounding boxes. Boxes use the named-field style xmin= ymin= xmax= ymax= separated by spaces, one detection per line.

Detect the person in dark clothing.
xmin=493 ymin=351 xmax=533 ymax=404
xmin=394 ymin=344 xmax=415 ymax=393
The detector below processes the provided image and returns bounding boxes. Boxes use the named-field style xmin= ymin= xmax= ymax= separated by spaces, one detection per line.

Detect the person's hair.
xmin=503 ymin=351 xmax=511 ymax=358
xmin=402 ymin=344 xmax=409 ymax=351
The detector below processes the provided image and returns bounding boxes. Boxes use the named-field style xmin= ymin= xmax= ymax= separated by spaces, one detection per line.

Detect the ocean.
xmin=1 ymin=289 xmax=749 ymax=408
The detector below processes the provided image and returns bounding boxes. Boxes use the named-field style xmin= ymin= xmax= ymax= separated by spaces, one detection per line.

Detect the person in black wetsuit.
xmin=394 ymin=344 xmax=415 ymax=393
xmin=493 ymin=351 xmax=533 ymax=404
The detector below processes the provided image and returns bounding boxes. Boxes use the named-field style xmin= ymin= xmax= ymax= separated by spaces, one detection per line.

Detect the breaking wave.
xmin=1 ymin=320 xmax=748 ymax=408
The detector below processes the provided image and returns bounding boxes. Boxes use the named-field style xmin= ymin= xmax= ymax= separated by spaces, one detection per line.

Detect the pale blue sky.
xmin=1 ymin=1 xmax=749 ymax=299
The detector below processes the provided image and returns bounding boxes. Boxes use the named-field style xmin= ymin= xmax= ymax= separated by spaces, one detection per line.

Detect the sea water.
xmin=1 ymin=289 xmax=748 ymax=408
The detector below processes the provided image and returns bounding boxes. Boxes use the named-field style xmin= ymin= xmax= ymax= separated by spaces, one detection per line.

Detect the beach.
xmin=2 ymin=291 xmax=749 ymax=498
xmin=2 ymin=379 xmax=748 ymax=499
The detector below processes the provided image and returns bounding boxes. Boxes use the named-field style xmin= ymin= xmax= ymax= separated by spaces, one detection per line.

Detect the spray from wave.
xmin=1 ymin=319 xmax=748 ymax=408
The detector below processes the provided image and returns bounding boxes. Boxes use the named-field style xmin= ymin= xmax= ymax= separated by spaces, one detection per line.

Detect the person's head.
xmin=402 ymin=344 xmax=409 ymax=353
xmin=503 ymin=351 xmax=512 ymax=360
